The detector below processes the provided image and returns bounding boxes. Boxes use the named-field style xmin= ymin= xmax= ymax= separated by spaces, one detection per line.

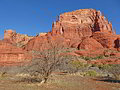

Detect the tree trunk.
xmin=44 ymin=77 xmax=48 ymax=83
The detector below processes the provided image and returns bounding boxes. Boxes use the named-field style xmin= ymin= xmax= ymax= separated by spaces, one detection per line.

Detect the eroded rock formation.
xmin=4 ymin=30 xmax=34 ymax=47
xmin=24 ymin=9 xmax=119 ymax=51
xmin=0 ymin=9 xmax=120 ymax=64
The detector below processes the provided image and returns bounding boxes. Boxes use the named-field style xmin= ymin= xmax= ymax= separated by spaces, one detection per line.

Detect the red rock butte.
xmin=0 ymin=9 xmax=120 ymax=65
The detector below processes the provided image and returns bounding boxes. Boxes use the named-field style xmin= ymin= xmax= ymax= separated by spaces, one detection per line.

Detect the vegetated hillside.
xmin=0 ymin=8 xmax=120 ymax=64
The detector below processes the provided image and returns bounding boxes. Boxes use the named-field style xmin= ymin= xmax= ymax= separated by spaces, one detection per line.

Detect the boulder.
xmin=78 ymin=37 xmax=103 ymax=50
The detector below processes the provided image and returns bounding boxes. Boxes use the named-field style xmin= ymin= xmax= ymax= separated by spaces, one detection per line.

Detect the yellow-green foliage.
xmin=80 ymin=55 xmax=104 ymax=61
xmin=70 ymin=60 xmax=88 ymax=69
xmin=85 ymin=70 xmax=98 ymax=77
xmin=98 ymin=64 xmax=112 ymax=70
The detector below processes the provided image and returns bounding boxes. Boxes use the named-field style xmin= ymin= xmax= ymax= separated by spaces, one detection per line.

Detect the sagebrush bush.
xmin=98 ymin=64 xmax=112 ymax=70
xmin=107 ymin=64 xmax=120 ymax=80
xmin=80 ymin=55 xmax=104 ymax=61
xmin=70 ymin=60 xmax=89 ymax=69
xmin=94 ymin=55 xmax=104 ymax=60
xmin=85 ymin=70 xmax=98 ymax=77
xmin=70 ymin=60 xmax=84 ymax=68
xmin=97 ymin=64 xmax=120 ymax=80
xmin=84 ymin=70 xmax=98 ymax=77
xmin=91 ymin=64 xmax=98 ymax=67
xmin=81 ymin=56 xmax=92 ymax=61
xmin=59 ymin=60 xmax=89 ymax=74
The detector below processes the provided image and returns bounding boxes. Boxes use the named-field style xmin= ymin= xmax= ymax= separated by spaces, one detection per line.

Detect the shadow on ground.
xmin=14 ymin=77 xmax=42 ymax=84
xmin=94 ymin=76 xmax=120 ymax=83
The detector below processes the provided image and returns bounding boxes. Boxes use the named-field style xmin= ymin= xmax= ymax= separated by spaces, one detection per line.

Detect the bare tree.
xmin=24 ymin=36 xmax=68 ymax=83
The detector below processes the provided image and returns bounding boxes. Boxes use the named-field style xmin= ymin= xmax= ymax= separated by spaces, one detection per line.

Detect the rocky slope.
xmin=0 ymin=9 xmax=120 ymax=64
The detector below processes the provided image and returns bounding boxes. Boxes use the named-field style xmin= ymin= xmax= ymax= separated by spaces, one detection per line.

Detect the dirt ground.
xmin=0 ymin=74 xmax=120 ymax=90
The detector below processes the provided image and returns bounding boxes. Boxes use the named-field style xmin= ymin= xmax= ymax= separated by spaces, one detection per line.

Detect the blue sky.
xmin=0 ymin=0 xmax=120 ymax=38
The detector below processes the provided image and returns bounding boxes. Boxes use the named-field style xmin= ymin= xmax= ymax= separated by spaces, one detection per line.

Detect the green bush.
xmin=98 ymin=64 xmax=120 ymax=80
xmin=98 ymin=64 xmax=112 ymax=70
xmin=107 ymin=64 xmax=120 ymax=80
xmin=80 ymin=55 xmax=104 ymax=61
xmin=68 ymin=60 xmax=89 ymax=73
xmin=81 ymin=56 xmax=92 ymax=61
xmin=70 ymin=60 xmax=85 ymax=69
xmin=85 ymin=70 xmax=97 ymax=77
xmin=94 ymin=55 xmax=104 ymax=60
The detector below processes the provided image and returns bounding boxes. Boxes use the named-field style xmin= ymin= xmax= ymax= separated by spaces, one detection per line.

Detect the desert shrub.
xmin=107 ymin=64 xmax=120 ymax=80
xmin=84 ymin=57 xmax=91 ymax=61
xmin=80 ymin=55 xmax=104 ymax=61
xmin=64 ymin=48 xmax=77 ymax=53
xmin=98 ymin=64 xmax=120 ymax=80
xmin=81 ymin=56 xmax=92 ymax=61
xmin=70 ymin=60 xmax=84 ymax=68
xmin=94 ymin=55 xmax=104 ymax=60
xmin=85 ymin=70 xmax=98 ymax=77
xmin=91 ymin=64 xmax=98 ymax=67
xmin=98 ymin=64 xmax=112 ymax=70
xmin=0 ymin=72 xmax=7 ymax=78
xmin=58 ymin=58 xmax=90 ymax=74
xmin=79 ymin=49 xmax=85 ymax=51
xmin=70 ymin=60 xmax=89 ymax=68
xmin=58 ymin=60 xmax=80 ymax=74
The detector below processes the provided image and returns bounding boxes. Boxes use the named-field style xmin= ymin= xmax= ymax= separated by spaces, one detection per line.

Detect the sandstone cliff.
xmin=4 ymin=30 xmax=34 ymax=47
xmin=24 ymin=9 xmax=120 ymax=51
xmin=0 ymin=40 xmax=31 ymax=62
xmin=0 ymin=9 xmax=120 ymax=64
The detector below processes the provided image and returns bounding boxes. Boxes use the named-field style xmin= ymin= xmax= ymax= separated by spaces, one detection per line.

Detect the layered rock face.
xmin=0 ymin=9 xmax=120 ymax=64
xmin=24 ymin=33 xmax=66 ymax=51
xmin=24 ymin=9 xmax=119 ymax=51
xmin=52 ymin=9 xmax=114 ymax=47
xmin=0 ymin=40 xmax=31 ymax=62
xmin=0 ymin=30 xmax=46 ymax=63
xmin=53 ymin=9 xmax=120 ymax=50
xmin=4 ymin=30 xmax=34 ymax=47
xmin=53 ymin=9 xmax=112 ymax=35
xmin=92 ymin=32 xmax=119 ymax=49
